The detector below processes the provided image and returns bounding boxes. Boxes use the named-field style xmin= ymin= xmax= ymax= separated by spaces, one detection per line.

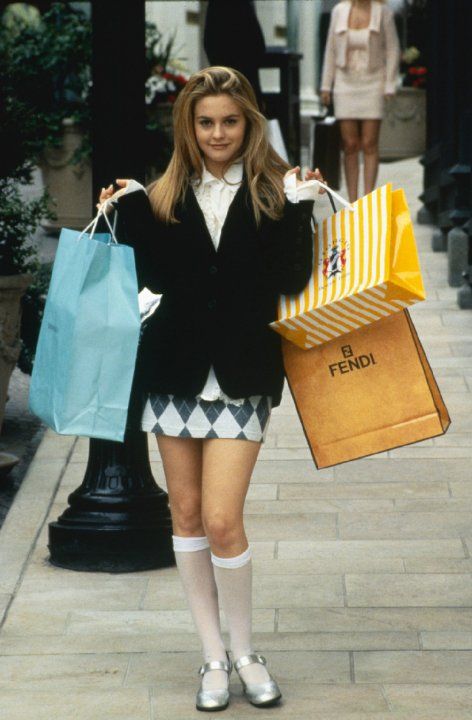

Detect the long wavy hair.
xmin=148 ymin=66 xmax=290 ymax=225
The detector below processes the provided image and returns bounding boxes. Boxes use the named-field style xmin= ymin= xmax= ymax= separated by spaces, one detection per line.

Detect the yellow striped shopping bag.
xmin=271 ymin=183 xmax=426 ymax=349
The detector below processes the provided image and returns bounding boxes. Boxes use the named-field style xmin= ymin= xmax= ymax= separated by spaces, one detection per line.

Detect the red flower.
xmin=408 ymin=66 xmax=427 ymax=76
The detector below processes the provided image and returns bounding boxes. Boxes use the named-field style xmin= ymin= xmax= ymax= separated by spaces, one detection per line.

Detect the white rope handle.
xmin=100 ymin=201 xmax=119 ymax=244
xmin=77 ymin=199 xmax=119 ymax=244
xmin=300 ymin=178 xmax=354 ymax=212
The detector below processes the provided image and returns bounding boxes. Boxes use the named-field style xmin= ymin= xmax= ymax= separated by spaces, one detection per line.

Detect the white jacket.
xmin=320 ymin=0 xmax=400 ymax=95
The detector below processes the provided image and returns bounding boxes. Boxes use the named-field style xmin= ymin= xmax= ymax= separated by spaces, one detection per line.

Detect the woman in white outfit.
xmin=320 ymin=0 xmax=400 ymax=201
xmin=99 ymin=66 xmax=322 ymax=712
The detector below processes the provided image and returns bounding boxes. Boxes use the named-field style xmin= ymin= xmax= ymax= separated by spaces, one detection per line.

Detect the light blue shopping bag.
xmin=29 ymin=206 xmax=141 ymax=441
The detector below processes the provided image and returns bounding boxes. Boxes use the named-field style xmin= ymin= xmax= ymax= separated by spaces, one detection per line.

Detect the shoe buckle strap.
xmin=198 ymin=659 xmax=232 ymax=676
xmin=234 ymin=653 xmax=267 ymax=671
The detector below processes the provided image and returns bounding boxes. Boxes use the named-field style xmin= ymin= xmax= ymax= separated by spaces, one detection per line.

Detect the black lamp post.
xmin=48 ymin=0 xmax=174 ymax=572
xmin=48 ymin=429 xmax=174 ymax=572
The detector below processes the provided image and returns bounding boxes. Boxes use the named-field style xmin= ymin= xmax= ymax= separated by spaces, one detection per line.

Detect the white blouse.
xmin=346 ymin=28 xmax=370 ymax=74
xmin=123 ymin=162 xmax=318 ymax=404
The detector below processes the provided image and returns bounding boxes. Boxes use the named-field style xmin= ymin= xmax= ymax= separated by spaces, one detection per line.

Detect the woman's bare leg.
xmin=156 ymin=435 xmax=204 ymax=535
xmin=201 ymin=438 xmax=271 ymax=684
xmin=201 ymin=438 xmax=261 ymax=557
xmin=361 ymin=119 xmax=382 ymax=195
xmin=339 ymin=119 xmax=361 ymax=202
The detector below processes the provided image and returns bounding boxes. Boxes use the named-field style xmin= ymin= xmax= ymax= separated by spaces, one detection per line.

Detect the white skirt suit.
xmin=321 ymin=0 xmax=400 ymax=120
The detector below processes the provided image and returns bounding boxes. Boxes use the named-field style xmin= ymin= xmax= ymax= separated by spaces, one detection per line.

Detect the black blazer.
xmin=114 ymin=177 xmax=314 ymax=411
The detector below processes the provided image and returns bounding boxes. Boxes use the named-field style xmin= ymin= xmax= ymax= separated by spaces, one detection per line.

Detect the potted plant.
xmin=2 ymin=2 xmax=92 ymax=231
xmin=0 ymin=11 xmax=54 ymax=433
xmin=0 ymin=180 xmax=53 ymax=433
xmin=401 ymin=46 xmax=427 ymax=89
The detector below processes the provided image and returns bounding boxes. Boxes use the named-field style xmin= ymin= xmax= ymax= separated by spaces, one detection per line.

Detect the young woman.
xmin=99 ymin=66 xmax=323 ymax=712
xmin=320 ymin=0 xmax=400 ymax=202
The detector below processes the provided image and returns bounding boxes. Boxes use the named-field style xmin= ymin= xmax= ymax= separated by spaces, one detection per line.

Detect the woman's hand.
xmin=284 ymin=166 xmax=327 ymax=194
xmin=304 ymin=167 xmax=327 ymax=193
xmin=320 ymin=91 xmax=331 ymax=107
xmin=96 ymin=178 xmax=131 ymax=211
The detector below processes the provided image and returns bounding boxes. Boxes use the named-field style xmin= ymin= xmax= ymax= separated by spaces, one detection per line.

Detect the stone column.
xmin=297 ymin=0 xmax=323 ymax=116
xmin=287 ymin=0 xmax=324 ymax=166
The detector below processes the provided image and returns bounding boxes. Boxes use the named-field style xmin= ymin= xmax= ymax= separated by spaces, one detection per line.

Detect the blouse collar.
xmin=196 ymin=160 xmax=244 ymax=188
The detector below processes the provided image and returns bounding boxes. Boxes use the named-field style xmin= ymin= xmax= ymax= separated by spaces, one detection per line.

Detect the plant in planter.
xmin=0 ymin=11 xmax=55 ymax=433
xmin=0 ymin=179 xmax=54 ymax=433
xmin=401 ymin=46 xmax=427 ymax=89
xmin=2 ymin=2 xmax=92 ymax=230
xmin=145 ymin=22 xmax=188 ymax=179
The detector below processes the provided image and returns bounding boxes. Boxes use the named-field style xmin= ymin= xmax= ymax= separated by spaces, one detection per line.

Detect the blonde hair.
xmin=148 ymin=66 xmax=290 ymax=225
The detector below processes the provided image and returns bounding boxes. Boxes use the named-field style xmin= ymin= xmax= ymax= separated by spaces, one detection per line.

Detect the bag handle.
xmin=326 ymin=189 xmax=338 ymax=215
xmin=78 ymin=199 xmax=119 ymax=244
xmin=307 ymin=179 xmax=352 ymax=234
xmin=300 ymin=178 xmax=354 ymax=213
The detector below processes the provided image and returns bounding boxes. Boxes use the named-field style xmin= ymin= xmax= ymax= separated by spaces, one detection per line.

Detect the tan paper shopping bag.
xmin=282 ymin=310 xmax=450 ymax=468
xmin=272 ymin=184 xmax=426 ymax=349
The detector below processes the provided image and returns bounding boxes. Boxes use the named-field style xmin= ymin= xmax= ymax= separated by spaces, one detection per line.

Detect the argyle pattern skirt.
xmin=141 ymin=394 xmax=272 ymax=442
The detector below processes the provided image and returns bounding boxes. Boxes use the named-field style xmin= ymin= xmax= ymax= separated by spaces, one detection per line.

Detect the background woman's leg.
xmin=361 ymin=119 xmax=382 ymax=196
xmin=201 ymin=438 xmax=271 ymax=684
xmin=156 ymin=435 xmax=227 ymax=689
xmin=339 ymin=119 xmax=361 ymax=202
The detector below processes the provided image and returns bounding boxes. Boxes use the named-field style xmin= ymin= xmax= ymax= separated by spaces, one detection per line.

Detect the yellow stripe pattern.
xmin=271 ymin=184 xmax=425 ymax=349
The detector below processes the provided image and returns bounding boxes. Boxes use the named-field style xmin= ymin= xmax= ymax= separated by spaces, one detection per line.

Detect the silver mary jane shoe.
xmin=234 ymin=653 xmax=282 ymax=707
xmin=196 ymin=651 xmax=232 ymax=712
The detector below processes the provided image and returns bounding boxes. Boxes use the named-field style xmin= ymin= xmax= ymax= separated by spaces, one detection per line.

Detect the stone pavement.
xmin=0 ymin=158 xmax=471 ymax=719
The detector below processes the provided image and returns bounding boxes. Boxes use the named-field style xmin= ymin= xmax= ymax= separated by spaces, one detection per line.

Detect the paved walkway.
xmin=0 ymin=158 xmax=471 ymax=719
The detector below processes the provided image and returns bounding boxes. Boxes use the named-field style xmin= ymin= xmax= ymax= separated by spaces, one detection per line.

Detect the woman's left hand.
xmin=284 ymin=166 xmax=327 ymax=194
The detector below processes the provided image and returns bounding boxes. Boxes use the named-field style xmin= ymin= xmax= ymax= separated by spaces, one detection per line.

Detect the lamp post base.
xmin=48 ymin=430 xmax=175 ymax=572
xmin=48 ymin=523 xmax=174 ymax=573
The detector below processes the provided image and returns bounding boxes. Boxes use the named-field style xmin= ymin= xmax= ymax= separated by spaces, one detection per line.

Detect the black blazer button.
xmin=209 ymin=265 xmax=218 ymax=275
xmin=208 ymin=299 xmax=216 ymax=309
xmin=293 ymin=263 xmax=302 ymax=271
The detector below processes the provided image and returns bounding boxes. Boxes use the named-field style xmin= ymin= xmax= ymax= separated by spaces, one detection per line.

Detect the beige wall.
xmin=145 ymin=1 xmax=202 ymax=75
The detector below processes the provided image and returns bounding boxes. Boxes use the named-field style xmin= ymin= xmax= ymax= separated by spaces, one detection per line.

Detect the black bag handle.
xmin=311 ymin=189 xmax=338 ymax=233
xmin=326 ymin=190 xmax=338 ymax=214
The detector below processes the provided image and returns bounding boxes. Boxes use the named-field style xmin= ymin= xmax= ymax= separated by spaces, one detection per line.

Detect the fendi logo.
xmin=329 ymin=344 xmax=377 ymax=377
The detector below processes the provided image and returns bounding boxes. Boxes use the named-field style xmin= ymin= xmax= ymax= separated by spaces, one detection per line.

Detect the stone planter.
xmin=379 ymin=87 xmax=426 ymax=160
xmin=0 ymin=274 xmax=32 ymax=434
xmin=40 ymin=119 xmax=91 ymax=232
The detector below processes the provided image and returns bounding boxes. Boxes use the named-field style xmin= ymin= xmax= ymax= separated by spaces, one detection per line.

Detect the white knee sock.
xmin=211 ymin=547 xmax=272 ymax=685
xmin=173 ymin=535 xmax=228 ymax=691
